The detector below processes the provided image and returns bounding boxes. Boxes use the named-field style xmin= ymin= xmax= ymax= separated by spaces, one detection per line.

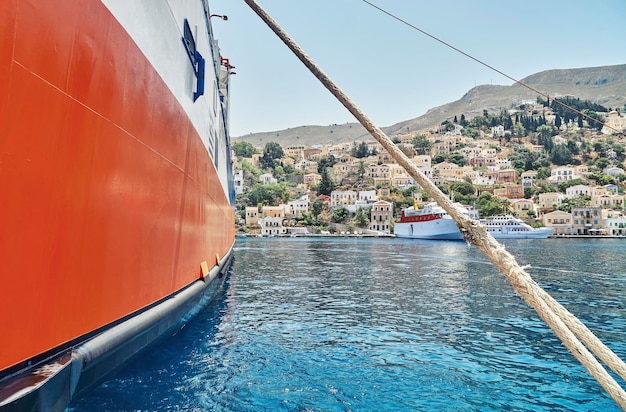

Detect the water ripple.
xmin=70 ymin=237 xmax=626 ymax=411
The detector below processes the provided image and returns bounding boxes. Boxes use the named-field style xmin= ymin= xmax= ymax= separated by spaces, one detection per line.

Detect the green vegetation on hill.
xmin=235 ymin=92 xmax=626 ymax=232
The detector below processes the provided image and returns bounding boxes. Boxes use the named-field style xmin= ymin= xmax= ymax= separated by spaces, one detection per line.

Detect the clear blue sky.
xmin=210 ymin=0 xmax=626 ymax=137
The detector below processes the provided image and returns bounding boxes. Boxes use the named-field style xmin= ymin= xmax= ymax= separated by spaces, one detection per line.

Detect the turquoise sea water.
xmin=69 ymin=237 xmax=626 ymax=411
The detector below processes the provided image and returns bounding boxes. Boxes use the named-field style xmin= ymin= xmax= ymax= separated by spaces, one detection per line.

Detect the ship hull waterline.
xmin=1 ymin=0 xmax=236 ymax=409
xmin=0 ymin=251 xmax=233 ymax=411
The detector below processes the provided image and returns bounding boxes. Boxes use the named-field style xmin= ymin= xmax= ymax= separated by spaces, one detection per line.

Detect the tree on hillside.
xmin=582 ymin=109 xmax=603 ymax=131
xmin=513 ymin=122 xmax=526 ymax=138
xmin=549 ymin=145 xmax=573 ymax=166
xmin=461 ymin=127 xmax=479 ymax=138
xmin=475 ymin=192 xmax=509 ymax=217
xmin=273 ymin=165 xmax=285 ymax=181
xmin=460 ymin=114 xmax=468 ymax=127
xmin=448 ymin=153 xmax=468 ymax=167
xmin=357 ymin=161 xmax=366 ymax=179
xmin=524 ymin=187 xmax=537 ymax=199
xmin=351 ymin=142 xmax=370 ymax=158
xmin=554 ymin=114 xmax=562 ymax=129
xmin=509 ymin=148 xmax=543 ymax=171
xmin=588 ymin=172 xmax=615 ymax=186
xmin=311 ymin=199 xmax=323 ymax=217
xmin=448 ymin=181 xmax=475 ymax=205
xmin=440 ymin=120 xmax=455 ymax=132
xmin=232 ymin=141 xmax=258 ymax=158
xmin=499 ymin=109 xmax=513 ymax=130
xmin=353 ymin=207 xmax=370 ymax=228
xmin=317 ymin=155 xmax=337 ymax=173
xmin=536 ymin=124 xmax=554 ymax=152
xmin=240 ymin=159 xmax=262 ymax=187
xmin=317 ymin=168 xmax=336 ymax=196
xmin=412 ymin=134 xmax=431 ymax=155
xmin=247 ymin=182 xmax=288 ymax=206
xmin=282 ymin=163 xmax=297 ymax=176
xmin=332 ymin=206 xmax=350 ymax=223
xmin=536 ymin=167 xmax=551 ymax=180
xmin=613 ymin=143 xmax=625 ymax=162
xmin=260 ymin=142 xmax=284 ymax=169
xmin=449 ymin=181 xmax=475 ymax=196
xmin=566 ymin=138 xmax=580 ymax=156
xmin=550 ymin=97 xmax=608 ymax=121
xmin=595 ymin=158 xmax=610 ymax=170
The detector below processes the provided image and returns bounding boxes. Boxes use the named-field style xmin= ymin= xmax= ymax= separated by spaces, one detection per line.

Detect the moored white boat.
xmin=394 ymin=202 xmax=476 ymax=240
xmin=480 ymin=215 xmax=554 ymax=239
xmin=395 ymin=202 xmax=553 ymax=240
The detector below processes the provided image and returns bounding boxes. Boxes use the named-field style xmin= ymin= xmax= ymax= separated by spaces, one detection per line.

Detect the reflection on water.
xmin=70 ymin=237 xmax=626 ymax=411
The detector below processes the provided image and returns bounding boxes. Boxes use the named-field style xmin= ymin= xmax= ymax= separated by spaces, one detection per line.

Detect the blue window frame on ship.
xmin=182 ymin=18 xmax=205 ymax=102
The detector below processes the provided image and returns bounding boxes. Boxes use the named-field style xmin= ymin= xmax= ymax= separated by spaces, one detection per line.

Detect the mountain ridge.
xmin=233 ymin=64 xmax=626 ymax=148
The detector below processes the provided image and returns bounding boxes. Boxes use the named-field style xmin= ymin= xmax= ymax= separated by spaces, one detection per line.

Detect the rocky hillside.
xmin=233 ymin=64 xmax=626 ymax=148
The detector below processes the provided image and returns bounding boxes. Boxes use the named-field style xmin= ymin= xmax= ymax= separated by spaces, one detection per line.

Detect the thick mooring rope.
xmin=243 ymin=0 xmax=626 ymax=408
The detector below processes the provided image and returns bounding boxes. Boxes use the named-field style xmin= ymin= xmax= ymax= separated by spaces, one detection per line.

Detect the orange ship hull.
xmin=0 ymin=0 xmax=235 ymax=408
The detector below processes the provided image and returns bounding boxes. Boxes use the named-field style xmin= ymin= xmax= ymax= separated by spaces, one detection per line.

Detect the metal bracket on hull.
xmin=182 ymin=18 xmax=205 ymax=102
xmin=193 ymin=51 xmax=206 ymax=101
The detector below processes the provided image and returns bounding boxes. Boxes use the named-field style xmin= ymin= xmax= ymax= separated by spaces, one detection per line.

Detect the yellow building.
xmin=245 ymin=207 xmax=259 ymax=227
xmin=542 ymin=210 xmax=573 ymax=235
